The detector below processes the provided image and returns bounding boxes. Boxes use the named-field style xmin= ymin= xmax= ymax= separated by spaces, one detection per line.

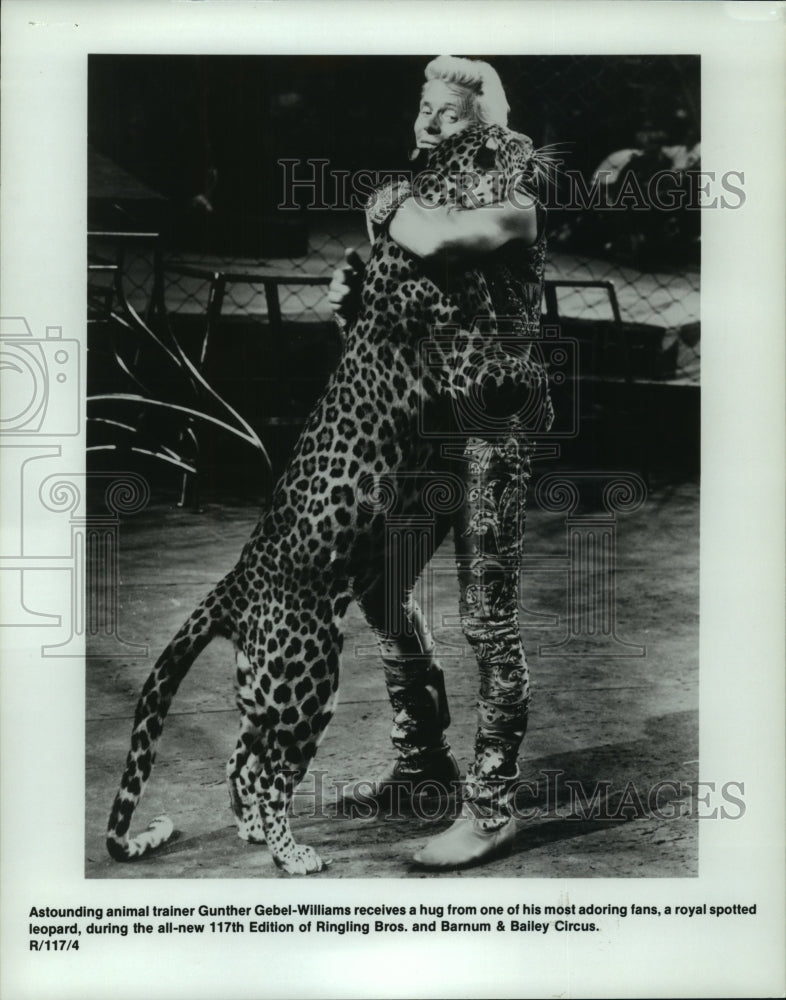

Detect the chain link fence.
xmin=101 ymin=55 xmax=699 ymax=389
xmin=89 ymin=55 xmax=701 ymax=493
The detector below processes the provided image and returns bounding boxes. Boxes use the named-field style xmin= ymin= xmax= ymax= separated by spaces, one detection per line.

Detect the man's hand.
xmin=328 ymin=248 xmax=365 ymax=327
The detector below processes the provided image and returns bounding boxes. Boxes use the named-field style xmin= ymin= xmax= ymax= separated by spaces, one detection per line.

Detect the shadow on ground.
xmin=86 ymin=479 xmax=699 ymax=879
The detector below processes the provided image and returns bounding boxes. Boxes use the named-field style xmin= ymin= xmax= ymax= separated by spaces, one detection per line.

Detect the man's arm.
xmin=388 ymin=194 xmax=539 ymax=260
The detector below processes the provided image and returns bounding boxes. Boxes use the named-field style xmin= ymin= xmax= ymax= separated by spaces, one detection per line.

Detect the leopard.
xmin=106 ymin=123 xmax=551 ymax=875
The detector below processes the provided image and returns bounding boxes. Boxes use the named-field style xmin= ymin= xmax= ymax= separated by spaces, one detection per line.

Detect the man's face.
xmin=414 ymin=79 xmax=474 ymax=149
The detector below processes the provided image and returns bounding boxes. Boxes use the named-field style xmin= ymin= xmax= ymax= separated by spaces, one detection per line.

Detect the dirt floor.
xmin=85 ymin=475 xmax=699 ymax=880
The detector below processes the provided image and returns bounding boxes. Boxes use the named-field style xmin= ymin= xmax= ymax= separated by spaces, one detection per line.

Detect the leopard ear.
xmin=510 ymin=131 xmax=535 ymax=157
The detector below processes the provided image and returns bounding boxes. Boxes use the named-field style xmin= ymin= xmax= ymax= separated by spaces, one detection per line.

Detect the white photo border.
xmin=1 ymin=2 xmax=784 ymax=998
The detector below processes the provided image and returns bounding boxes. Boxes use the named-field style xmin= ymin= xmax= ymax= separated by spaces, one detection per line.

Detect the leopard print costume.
xmin=106 ymin=124 xmax=550 ymax=874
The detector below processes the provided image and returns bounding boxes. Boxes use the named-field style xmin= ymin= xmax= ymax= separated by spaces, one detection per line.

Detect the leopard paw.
xmin=278 ymin=845 xmax=329 ymax=875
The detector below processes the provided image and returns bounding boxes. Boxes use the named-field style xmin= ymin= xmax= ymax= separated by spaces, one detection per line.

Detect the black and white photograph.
xmin=1 ymin=3 xmax=784 ymax=999
xmin=85 ymin=52 xmax=703 ymax=880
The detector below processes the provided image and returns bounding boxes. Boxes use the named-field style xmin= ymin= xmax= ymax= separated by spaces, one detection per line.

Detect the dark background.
xmin=88 ymin=54 xmax=700 ymax=244
xmin=85 ymin=57 xmax=701 ymax=885
xmin=87 ymin=55 xmax=700 ymax=501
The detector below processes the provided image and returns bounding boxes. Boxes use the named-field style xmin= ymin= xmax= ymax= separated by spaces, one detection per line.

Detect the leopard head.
xmin=413 ymin=123 xmax=541 ymax=210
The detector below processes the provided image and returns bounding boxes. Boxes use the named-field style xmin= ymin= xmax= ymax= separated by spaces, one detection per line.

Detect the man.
xmin=329 ymin=56 xmax=548 ymax=868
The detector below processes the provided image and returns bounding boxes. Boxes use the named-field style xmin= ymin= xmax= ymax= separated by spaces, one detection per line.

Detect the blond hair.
xmin=424 ymin=55 xmax=510 ymax=127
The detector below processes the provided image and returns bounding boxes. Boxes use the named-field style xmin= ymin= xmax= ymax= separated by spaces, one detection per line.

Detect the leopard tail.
xmin=106 ymin=587 xmax=232 ymax=861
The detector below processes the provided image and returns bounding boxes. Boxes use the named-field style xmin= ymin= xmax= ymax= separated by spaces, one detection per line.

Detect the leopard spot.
xmin=273 ymin=684 xmax=292 ymax=704
xmin=302 ymin=695 xmax=319 ymax=716
xmin=281 ymin=706 xmax=298 ymax=726
xmin=294 ymin=677 xmax=313 ymax=699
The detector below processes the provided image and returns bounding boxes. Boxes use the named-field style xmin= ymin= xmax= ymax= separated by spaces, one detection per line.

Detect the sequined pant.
xmin=355 ymin=419 xmax=537 ymax=823
xmin=454 ymin=429 xmax=533 ymax=825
